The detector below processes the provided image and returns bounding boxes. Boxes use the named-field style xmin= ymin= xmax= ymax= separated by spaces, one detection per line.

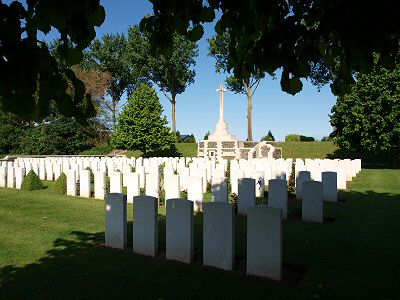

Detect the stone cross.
xmin=216 ymin=83 xmax=227 ymax=122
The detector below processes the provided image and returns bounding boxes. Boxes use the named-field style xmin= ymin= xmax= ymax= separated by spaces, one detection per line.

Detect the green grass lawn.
xmin=1 ymin=169 xmax=400 ymax=299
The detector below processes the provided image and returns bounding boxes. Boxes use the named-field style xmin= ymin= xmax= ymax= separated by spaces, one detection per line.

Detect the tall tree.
xmin=0 ymin=0 xmax=105 ymax=122
xmin=141 ymin=0 xmax=399 ymax=97
xmin=149 ymin=33 xmax=198 ymax=138
xmin=84 ymin=27 xmax=150 ymax=131
xmin=330 ymin=62 xmax=400 ymax=167
xmin=112 ymin=83 xmax=173 ymax=154
xmin=208 ymin=33 xmax=269 ymax=141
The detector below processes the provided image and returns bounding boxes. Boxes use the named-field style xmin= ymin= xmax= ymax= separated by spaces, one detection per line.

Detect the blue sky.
xmin=27 ymin=0 xmax=337 ymax=141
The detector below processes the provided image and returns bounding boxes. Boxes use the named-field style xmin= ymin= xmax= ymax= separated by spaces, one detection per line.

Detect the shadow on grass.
xmin=326 ymin=148 xmax=395 ymax=168
xmin=2 ymin=189 xmax=400 ymax=299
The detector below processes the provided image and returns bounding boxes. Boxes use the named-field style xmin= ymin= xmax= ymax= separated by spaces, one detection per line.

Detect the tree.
xmin=203 ymin=131 xmax=210 ymax=140
xmin=140 ymin=0 xmax=399 ymax=97
xmin=330 ymin=63 xmax=400 ymax=167
xmin=112 ymin=83 xmax=173 ymax=154
xmin=0 ymin=0 xmax=105 ymax=122
xmin=209 ymin=33 xmax=269 ymax=141
xmin=149 ymin=33 xmax=198 ymax=138
xmin=261 ymin=130 xmax=275 ymax=142
xmin=84 ymin=26 xmax=150 ymax=130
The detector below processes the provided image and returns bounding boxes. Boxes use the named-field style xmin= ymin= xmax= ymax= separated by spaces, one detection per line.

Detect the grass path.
xmin=0 ymin=169 xmax=399 ymax=299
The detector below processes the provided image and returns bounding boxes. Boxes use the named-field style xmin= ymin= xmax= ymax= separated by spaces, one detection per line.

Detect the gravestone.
xmin=302 ymin=181 xmax=323 ymax=223
xmin=133 ymin=196 xmax=158 ymax=257
xmin=166 ymin=199 xmax=194 ymax=264
xmin=110 ymin=171 xmax=122 ymax=193
xmin=15 ymin=167 xmax=25 ymax=190
xmin=127 ymin=172 xmax=140 ymax=203
xmin=268 ymin=179 xmax=288 ymax=219
xmin=211 ymin=177 xmax=228 ymax=203
xmin=145 ymin=172 xmax=159 ymax=199
xmin=187 ymin=176 xmax=203 ymax=212
xmin=66 ymin=171 xmax=77 ymax=196
xmin=94 ymin=171 xmax=106 ymax=200
xmin=247 ymin=206 xmax=282 ymax=281
xmin=322 ymin=171 xmax=337 ymax=202
xmin=203 ymin=202 xmax=234 ymax=271
xmin=6 ymin=167 xmax=14 ymax=188
xmin=79 ymin=169 xmax=91 ymax=198
xmin=296 ymin=171 xmax=311 ymax=199
xmin=105 ymin=193 xmax=127 ymax=249
xmin=164 ymin=174 xmax=180 ymax=200
xmin=238 ymin=178 xmax=256 ymax=215
xmin=0 ymin=166 xmax=6 ymax=187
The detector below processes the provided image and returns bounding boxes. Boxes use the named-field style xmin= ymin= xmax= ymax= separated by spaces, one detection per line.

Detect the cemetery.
xmin=1 ymin=0 xmax=400 ymax=299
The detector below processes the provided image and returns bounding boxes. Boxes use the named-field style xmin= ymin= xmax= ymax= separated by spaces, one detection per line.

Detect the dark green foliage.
xmin=53 ymin=173 xmax=67 ymax=195
xmin=300 ymin=135 xmax=315 ymax=142
xmin=84 ymin=25 xmax=151 ymax=130
xmin=18 ymin=116 xmax=95 ymax=155
xmin=331 ymin=62 xmax=400 ymax=168
xmin=203 ymin=131 xmax=210 ymax=140
xmin=0 ymin=1 xmax=104 ymax=122
xmin=0 ymin=113 xmax=26 ymax=154
xmin=112 ymin=84 xmax=174 ymax=154
xmin=149 ymin=32 xmax=198 ymax=135
xmin=21 ymin=171 xmax=44 ymax=191
xmin=285 ymin=134 xmax=301 ymax=142
xmin=261 ymin=130 xmax=275 ymax=142
xmin=321 ymin=136 xmax=333 ymax=141
xmin=141 ymin=1 xmax=399 ymax=96
xmin=184 ymin=134 xmax=196 ymax=143
xmin=175 ymin=131 xmax=183 ymax=143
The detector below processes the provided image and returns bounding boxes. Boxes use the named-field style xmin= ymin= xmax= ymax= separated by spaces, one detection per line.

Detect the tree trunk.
xmin=112 ymin=99 xmax=117 ymax=131
xmin=171 ymin=96 xmax=177 ymax=139
xmin=247 ymin=86 xmax=253 ymax=141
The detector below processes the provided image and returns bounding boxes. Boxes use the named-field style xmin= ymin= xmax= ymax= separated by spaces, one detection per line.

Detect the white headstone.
xmin=79 ymin=169 xmax=91 ymax=198
xmin=268 ymin=179 xmax=288 ymax=219
xmin=145 ymin=172 xmax=160 ymax=199
xmin=187 ymin=176 xmax=203 ymax=212
xmin=166 ymin=199 xmax=194 ymax=264
xmin=247 ymin=206 xmax=282 ymax=281
xmin=203 ymin=202 xmax=234 ymax=271
xmin=322 ymin=171 xmax=337 ymax=202
xmin=126 ymin=172 xmax=140 ymax=203
xmin=15 ymin=167 xmax=25 ymax=189
xmin=110 ymin=171 xmax=122 ymax=193
xmin=66 ymin=171 xmax=77 ymax=196
xmin=133 ymin=196 xmax=158 ymax=257
xmin=296 ymin=171 xmax=311 ymax=199
xmin=6 ymin=166 xmax=14 ymax=188
xmin=238 ymin=178 xmax=256 ymax=215
xmin=94 ymin=171 xmax=106 ymax=200
xmin=211 ymin=177 xmax=228 ymax=203
xmin=164 ymin=174 xmax=180 ymax=200
xmin=302 ymin=181 xmax=323 ymax=223
xmin=0 ymin=166 xmax=6 ymax=187
xmin=105 ymin=193 xmax=127 ymax=249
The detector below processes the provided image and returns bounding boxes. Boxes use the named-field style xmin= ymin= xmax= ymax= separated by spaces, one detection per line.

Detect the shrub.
xmin=53 ymin=172 xmax=67 ymax=194
xmin=21 ymin=170 xmax=44 ymax=191
xmin=299 ymin=135 xmax=315 ymax=142
xmin=285 ymin=134 xmax=301 ymax=142
xmin=85 ymin=167 xmax=94 ymax=183
xmin=79 ymin=143 xmax=113 ymax=155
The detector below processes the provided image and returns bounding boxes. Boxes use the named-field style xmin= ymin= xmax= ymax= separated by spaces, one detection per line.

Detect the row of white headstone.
xmin=105 ymin=194 xmax=283 ymax=281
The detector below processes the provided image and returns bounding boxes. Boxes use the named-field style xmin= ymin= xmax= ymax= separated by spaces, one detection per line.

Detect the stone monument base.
xmin=197 ymin=140 xmax=282 ymax=160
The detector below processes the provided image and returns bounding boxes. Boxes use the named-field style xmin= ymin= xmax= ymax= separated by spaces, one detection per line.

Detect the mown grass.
xmin=1 ymin=169 xmax=400 ymax=299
